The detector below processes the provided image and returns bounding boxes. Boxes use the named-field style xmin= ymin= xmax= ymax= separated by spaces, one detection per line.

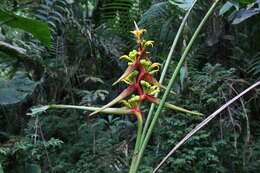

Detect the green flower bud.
xmin=140 ymin=59 xmax=152 ymax=67
xmin=129 ymin=50 xmax=138 ymax=60
xmin=129 ymin=95 xmax=140 ymax=103
xmin=140 ymin=80 xmax=151 ymax=88
xmin=140 ymin=59 xmax=146 ymax=65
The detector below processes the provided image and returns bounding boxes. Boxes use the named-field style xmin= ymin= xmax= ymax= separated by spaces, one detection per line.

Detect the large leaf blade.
xmin=0 ymin=73 xmax=39 ymax=105
xmin=0 ymin=10 xmax=51 ymax=48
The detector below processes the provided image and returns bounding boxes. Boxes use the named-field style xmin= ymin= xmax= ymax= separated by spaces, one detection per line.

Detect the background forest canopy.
xmin=0 ymin=0 xmax=260 ymax=173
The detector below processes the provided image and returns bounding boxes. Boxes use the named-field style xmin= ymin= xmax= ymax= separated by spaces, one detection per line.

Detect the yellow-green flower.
xmin=140 ymin=59 xmax=161 ymax=74
xmin=120 ymin=50 xmax=139 ymax=65
xmin=148 ymin=62 xmax=160 ymax=74
xmin=122 ymin=70 xmax=139 ymax=85
xmin=120 ymin=95 xmax=141 ymax=109
xmin=143 ymin=40 xmax=154 ymax=48
xmin=140 ymin=80 xmax=160 ymax=96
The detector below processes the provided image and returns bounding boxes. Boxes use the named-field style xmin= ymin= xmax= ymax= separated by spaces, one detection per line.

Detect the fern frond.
xmin=247 ymin=52 xmax=260 ymax=80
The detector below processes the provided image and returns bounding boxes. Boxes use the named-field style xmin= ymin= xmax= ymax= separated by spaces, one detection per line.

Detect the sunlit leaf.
xmin=169 ymin=0 xmax=195 ymax=10
xmin=219 ymin=1 xmax=234 ymax=15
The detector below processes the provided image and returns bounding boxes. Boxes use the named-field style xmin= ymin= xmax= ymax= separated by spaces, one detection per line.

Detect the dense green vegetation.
xmin=0 ymin=0 xmax=259 ymax=172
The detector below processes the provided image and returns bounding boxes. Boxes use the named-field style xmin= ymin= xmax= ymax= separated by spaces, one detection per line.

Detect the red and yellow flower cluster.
xmin=90 ymin=23 xmax=202 ymax=121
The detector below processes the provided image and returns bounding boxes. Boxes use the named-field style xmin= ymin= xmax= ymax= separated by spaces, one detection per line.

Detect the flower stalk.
xmin=131 ymin=1 xmax=221 ymax=172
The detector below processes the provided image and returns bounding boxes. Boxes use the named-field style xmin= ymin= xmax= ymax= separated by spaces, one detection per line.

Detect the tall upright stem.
xmin=141 ymin=0 xmax=199 ymax=144
xmin=129 ymin=115 xmax=143 ymax=173
xmin=131 ymin=0 xmax=221 ymax=172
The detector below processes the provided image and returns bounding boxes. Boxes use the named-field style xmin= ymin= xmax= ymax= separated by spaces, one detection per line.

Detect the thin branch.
xmin=153 ymin=81 xmax=260 ymax=173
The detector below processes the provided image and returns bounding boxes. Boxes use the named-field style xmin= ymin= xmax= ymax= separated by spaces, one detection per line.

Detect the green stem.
xmin=134 ymin=117 xmax=143 ymax=153
xmin=129 ymin=116 xmax=143 ymax=173
xmin=46 ymin=104 xmax=132 ymax=115
xmin=141 ymin=0 xmax=198 ymax=144
xmin=132 ymin=0 xmax=221 ymax=172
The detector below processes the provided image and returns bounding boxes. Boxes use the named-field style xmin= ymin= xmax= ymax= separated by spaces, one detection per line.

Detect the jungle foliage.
xmin=0 ymin=0 xmax=259 ymax=173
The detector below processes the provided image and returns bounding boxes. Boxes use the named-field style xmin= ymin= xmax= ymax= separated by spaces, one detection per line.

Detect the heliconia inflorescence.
xmin=29 ymin=23 xmax=203 ymax=172
xmin=89 ymin=22 xmax=203 ymax=122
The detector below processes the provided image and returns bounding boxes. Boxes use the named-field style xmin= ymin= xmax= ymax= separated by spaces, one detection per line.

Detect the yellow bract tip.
xmin=150 ymin=63 xmax=160 ymax=68
xmin=150 ymin=89 xmax=160 ymax=95
xmin=148 ymin=63 xmax=160 ymax=74
xmin=120 ymin=55 xmax=131 ymax=61
xmin=130 ymin=29 xmax=147 ymax=39
xmin=119 ymin=100 xmax=131 ymax=108
xmin=144 ymin=40 xmax=154 ymax=47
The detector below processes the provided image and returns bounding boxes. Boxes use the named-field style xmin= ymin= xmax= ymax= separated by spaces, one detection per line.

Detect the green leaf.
xmin=232 ymin=8 xmax=260 ymax=24
xmin=180 ymin=66 xmax=187 ymax=90
xmin=236 ymin=0 xmax=257 ymax=4
xmin=0 ymin=10 xmax=51 ymax=48
xmin=0 ymin=73 xmax=39 ymax=105
xmin=169 ymin=0 xmax=195 ymax=10
xmin=25 ymin=164 xmax=41 ymax=173
xmin=219 ymin=1 xmax=234 ymax=15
